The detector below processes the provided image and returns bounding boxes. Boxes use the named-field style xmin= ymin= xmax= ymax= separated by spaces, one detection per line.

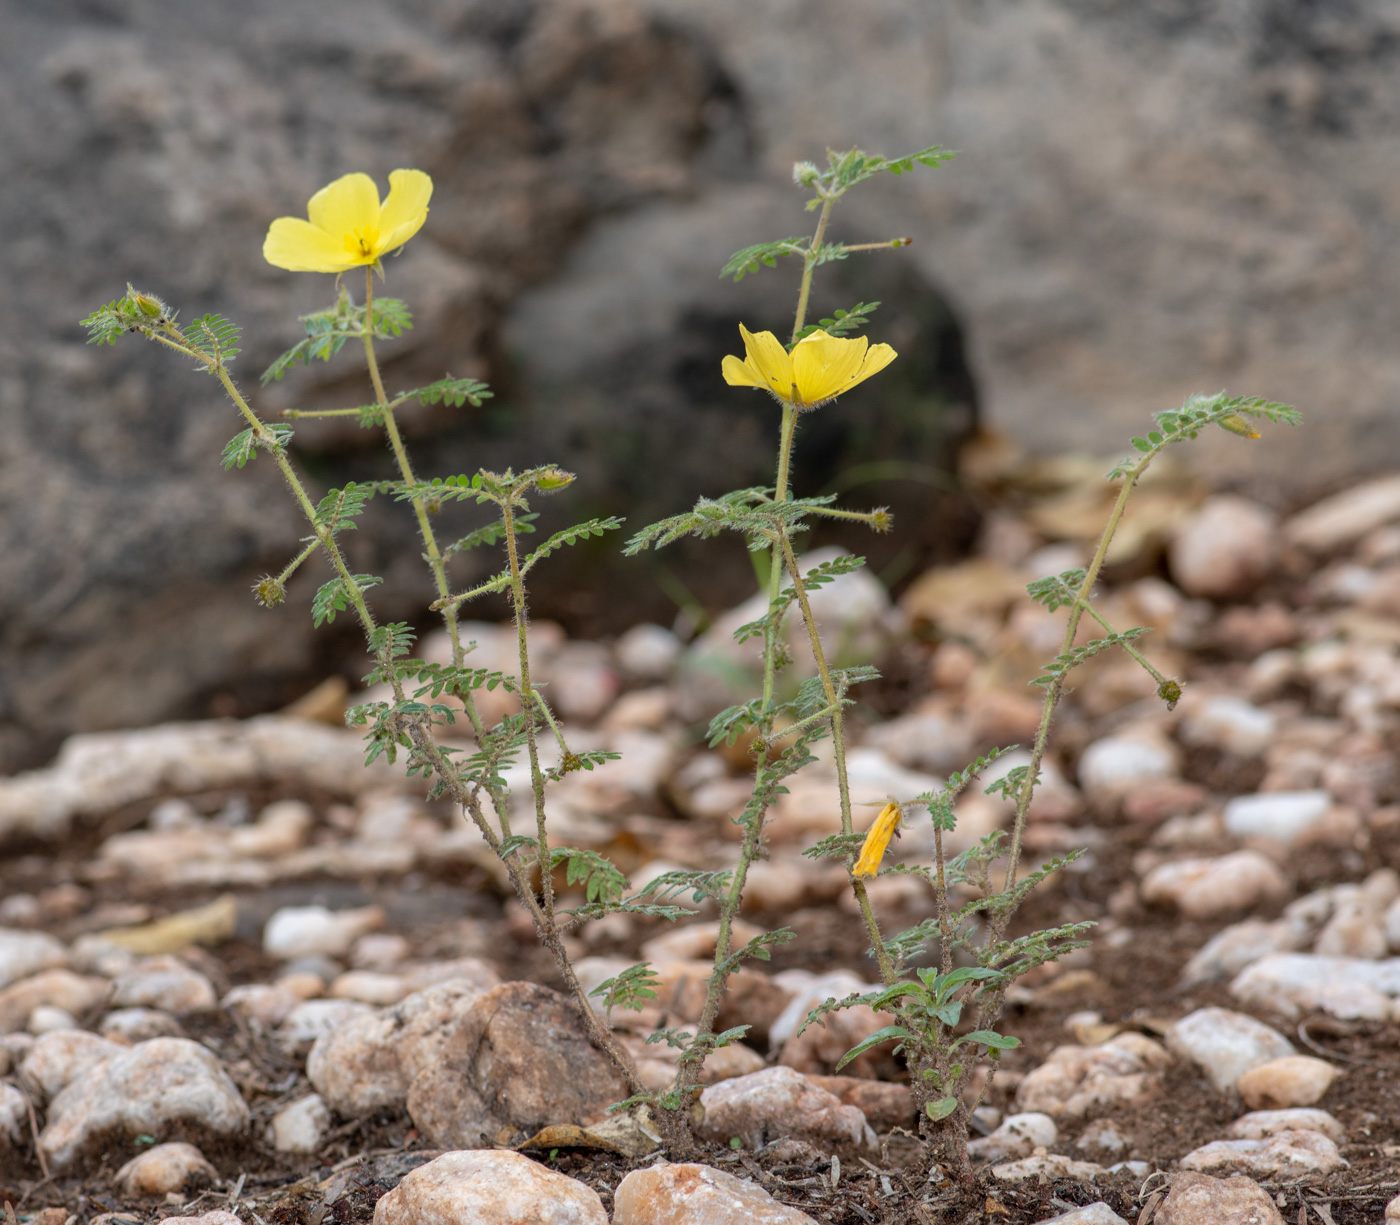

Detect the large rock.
xmin=614 ymin=1162 xmax=818 ymax=1225
xmin=37 ymin=1036 xmax=249 ymax=1171
xmin=373 ymin=1150 xmax=606 ymax=1225
xmin=1156 ymin=1172 xmax=1284 ymax=1225
xmin=404 ymin=981 xmax=630 ymax=1148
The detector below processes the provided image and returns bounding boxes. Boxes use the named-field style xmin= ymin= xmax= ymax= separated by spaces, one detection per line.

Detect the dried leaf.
xmin=93 ymin=894 xmax=237 ymax=954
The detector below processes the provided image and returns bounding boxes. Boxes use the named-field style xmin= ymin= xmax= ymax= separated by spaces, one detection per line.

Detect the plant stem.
xmin=362 ymin=268 xmax=486 ymax=739
xmin=776 ymin=527 xmax=895 ymax=986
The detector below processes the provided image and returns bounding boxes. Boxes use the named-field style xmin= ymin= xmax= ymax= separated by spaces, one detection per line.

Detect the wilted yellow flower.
xmin=852 ymin=801 xmax=902 ymax=878
xmin=722 ymin=324 xmax=896 ymax=409
xmin=263 ymin=170 xmax=432 ymax=274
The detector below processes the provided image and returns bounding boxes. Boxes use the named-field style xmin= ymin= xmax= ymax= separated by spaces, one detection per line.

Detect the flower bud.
xmin=792 ymin=161 xmax=820 ymax=188
xmin=1217 ymin=413 xmax=1261 ymax=439
xmin=253 ymin=576 xmax=286 ymax=607
xmin=535 ymin=468 xmax=575 ymax=491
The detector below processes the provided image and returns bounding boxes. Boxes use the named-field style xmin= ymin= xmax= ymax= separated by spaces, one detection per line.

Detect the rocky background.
xmin=5 ymin=0 xmax=1400 ymax=768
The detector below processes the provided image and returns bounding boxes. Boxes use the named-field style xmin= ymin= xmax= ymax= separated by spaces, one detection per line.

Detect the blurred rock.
xmin=1014 ymin=1034 xmax=1168 ymax=1118
xmin=0 ymin=929 xmax=70 ymax=991
xmin=267 ymin=1094 xmax=331 ymax=1154
xmin=1077 ymin=734 xmax=1179 ymax=805
xmin=1169 ymin=496 xmax=1278 ymax=599
xmin=1230 ymin=953 xmax=1400 ymax=1021
xmin=17 ymin=1029 xmax=124 ymax=1103
xmin=99 ymin=1007 xmax=184 ymax=1043
xmin=114 ymin=1141 xmax=216 ymax=1198
xmin=373 ymin=1150 xmax=606 ymax=1225
xmin=804 ymin=1076 xmax=913 ymax=1132
xmin=1178 ymin=696 xmax=1276 ymax=758
xmin=1235 ymin=1056 xmax=1338 ymax=1110
xmin=39 ymin=1036 xmax=249 ymax=1171
xmin=967 ymin=1111 xmax=1057 ymax=1162
xmin=1034 ymin=1207 xmax=1128 ymax=1225
xmin=276 ymin=1000 xmax=375 ymax=1057
xmin=405 ymin=981 xmax=630 ymax=1148
xmin=615 ymin=624 xmax=683 ymax=681
xmin=1226 ymin=1108 xmax=1344 ymax=1142
xmin=863 ymin=705 xmax=975 ymax=776
xmin=1222 ymin=790 xmax=1332 ymax=844
xmin=1179 ymin=1129 xmax=1345 ymax=1180
xmin=109 ymin=956 xmax=216 ymax=1015
xmin=613 ymin=1162 xmax=818 ymax=1225
xmin=1286 ymin=474 xmax=1400 ymax=553
xmin=1140 ymin=851 xmax=1290 ymax=919
xmin=697 ymin=1066 xmax=874 ymax=1151
xmin=0 ymin=1082 xmax=26 ymax=1149
xmin=1166 ymin=1008 xmax=1295 ymax=1092
xmin=990 ymin=1154 xmax=1106 ymax=1182
xmin=263 ymin=905 xmax=385 ymax=960
xmin=1155 ymin=1172 xmax=1284 ymax=1225
xmin=1180 ymin=919 xmax=1305 ymax=986
xmin=221 ymin=983 xmax=300 ymax=1029
xmin=0 ymin=969 xmax=110 ymax=1034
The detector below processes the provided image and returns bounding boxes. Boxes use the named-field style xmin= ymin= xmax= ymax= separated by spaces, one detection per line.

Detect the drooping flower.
xmin=721 ymin=324 xmax=896 ymax=409
xmin=852 ymin=801 xmax=902 ymax=878
xmin=263 ymin=170 xmax=433 ymax=274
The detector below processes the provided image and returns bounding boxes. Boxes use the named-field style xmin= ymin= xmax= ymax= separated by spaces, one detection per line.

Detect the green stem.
xmin=776 ymin=527 xmax=894 ymax=986
xmin=362 ymin=268 xmax=485 ymax=740
xmin=501 ymin=497 xmax=555 ymax=919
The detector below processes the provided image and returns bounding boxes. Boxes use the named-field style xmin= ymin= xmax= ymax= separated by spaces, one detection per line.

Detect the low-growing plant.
xmin=82 ymin=147 xmax=1299 ymax=1175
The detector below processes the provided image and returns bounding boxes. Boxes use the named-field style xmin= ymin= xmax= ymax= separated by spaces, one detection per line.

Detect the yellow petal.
xmin=377 ymin=169 xmax=433 ymax=253
xmin=739 ymin=324 xmax=794 ymax=400
xmin=306 ymin=172 xmax=381 ymax=245
xmin=721 ymin=354 xmax=764 ymax=388
xmin=852 ymin=342 xmax=897 ymax=386
xmin=263 ymin=217 xmax=360 ymax=273
xmin=852 ymin=802 xmax=902 ymax=879
xmin=792 ymin=330 xmax=868 ymax=404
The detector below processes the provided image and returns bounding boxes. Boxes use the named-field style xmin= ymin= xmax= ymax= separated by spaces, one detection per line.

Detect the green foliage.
xmin=261 ymin=293 xmax=412 ymax=384
xmin=1106 ymin=392 xmax=1302 ymax=479
xmin=313 ymin=483 xmax=375 ymax=535
xmin=792 ymin=302 xmax=879 ymax=344
xmin=185 ymin=314 xmax=242 ymax=366
xmin=396 ymin=376 xmax=492 ymax=409
xmin=550 ymin=848 xmax=628 ymax=906
xmin=443 ymin=514 xmax=538 ymax=557
xmin=721 ymin=238 xmax=811 ymax=282
xmin=797 ymin=144 xmax=955 ymax=210
xmin=521 ymin=518 xmax=625 ymax=574
xmin=221 ymin=424 xmax=292 ymax=469
xmin=1031 ymin=628 xmax=1149 ymax=689
xmin=635 ymin=869 xmax=733 ymax=906
xmin=1025 ymin=568 xmax=1088 ymax=613
xmin=312 ymin=572 xmax=382 ymax=627
xmin=588 ymin=962 xmax=661 ymax=1013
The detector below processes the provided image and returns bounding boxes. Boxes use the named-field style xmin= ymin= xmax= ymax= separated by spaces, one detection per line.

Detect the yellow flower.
xmin=721 ymin=324 xmax=896 ymax=409
xmin=263 ymin=170 xmax=433 ymax=274
xmin=852 ymin=802 xmax=902 ymax=878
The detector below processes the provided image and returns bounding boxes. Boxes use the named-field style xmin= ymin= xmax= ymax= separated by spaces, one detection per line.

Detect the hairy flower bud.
xmin=792 ymin=160 xmax=820 ymax=188
xmin=535 ymin=467 xmax=575 ymax=491
xmin=253 ymin=576 xmax=286 ymax=607
xmin=1217 ymin=413 xmax=1261 ymax=439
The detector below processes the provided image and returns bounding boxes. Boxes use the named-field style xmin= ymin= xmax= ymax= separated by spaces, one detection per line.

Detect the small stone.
xmin=863 ymin=707 xmax=975 ymax=776
xmin=0 ymin=928 xmax=70 ymax=990
xmin=226 ymin=799 xmax=312 ymax=857
xmin=0 ymin=1082 xmax=27 ymax=1147
xmin=276 ymin=969 xmax=331 ymax=999
xmin=1014 ymin=1034 xmax=1168 ymax=1117
xmin=967 ymin=1111 xmax=1057 ymax=1161
xmin=1179 ymin=696 xmax=1276 ymax=758
xmin=158 ymin=1214 xmax=244 ymax=1225
xmin=350 ymin=933 xmax=412 ymax=970
xmin=263 ymin=905 xmax=384 ymax=960
xmin=1313 ymin=905 xmax=1387 ymax=959
xmin=1155 ymin=1172 xmax=1283 ymax=1224
xmin=1285 ymin=473 xmax=1400 ymax=553
xmin=1179 ymin=1129 xmax=1346 ymax=1179
xmin=1226 ymin=1108 xmax=1344 ymax=1142
xmin=1140 ymin=851 xmax=1289 ymax=920
xmin=28 ymin=1005 xmax=78 ymax=1033
xmin=221 ymin=983 xmax=299 ymax=1028
xmin=110 ymin=955 xmax=216 ymax=1015
xmin=39 ymin=1036 xmax=249 ymax=1170
xmin=1180 ymin=919 xmax=1303 ymax=986
xmin=1235 ymin=1056 xmax=1339 ymax=1110
xmin=267 ymin=1093 xmax=330 ymax=1153
xmin=373 ymin=1149 xmax=606 ymax=1225
xmin=0 ymin=969 xmax=110 ymax=1033
xmin=1169 ymin=495 xmax=1278 ymax=599
xmin=276 ymin=999 xmax=374 ymax=1056
xmin=991 ymin=1154 xmax=1106 ymax=1182
xmin=804 ymin=1077 xmax=913 ymax=1132
xmin=697 ymin=1066 xmax=874 ymax=1151
xmin=329 ymin=970 xmax=408 ymax=1006
xmin=541 ymin=641 xmax=621 ymax=722
xmin=17 ymin=1028 xmax=123 ymax=1102
xmin=1223 ymin=790 xmax=1332 ymax=844
xmin=616 ymin=624 xmax=682 ymax=680
xmin=1033 ymin=1206 xmax=1129 ymax=1225
xmin=100 ymin=1007 xmax=184 ymax=1043
xmin=614 ymin=1161 xmax=818 ymax=1225
xmin=1387 ymin=1192 xmax=1400 ymax=1222
xmin=1166 ymin=1008 xmax=1295 ymax=1092
xmin=1230 ymin=953 xmax=1400 ymax=1021
xmin=640 ymin=919 xmax=766 ymax=965
xmin=603 ymin=686 xmax=674 ymax=732
xmin=114 ymin=1140 xmax=216 ymax=1197
xmin=1077 ymin=734 xmax=1178 ymax=803
xmin=405 ymin=981 xmax=630 ymax=1148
